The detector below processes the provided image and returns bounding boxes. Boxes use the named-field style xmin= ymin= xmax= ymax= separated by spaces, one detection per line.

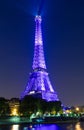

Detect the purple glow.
xmin=32 ymin=45 xmax=46 ymax=69
xmin=35 ymin=15 xmax=42 ymax=46
xmin=33 ymin=15 xmax=46 ymax=69
xmin=22 ymin=15 xmax=59 ymax=101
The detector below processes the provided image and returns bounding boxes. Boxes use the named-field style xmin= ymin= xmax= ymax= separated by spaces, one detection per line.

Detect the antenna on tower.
xmin=37 ymin=0 xmax=45 ymax=15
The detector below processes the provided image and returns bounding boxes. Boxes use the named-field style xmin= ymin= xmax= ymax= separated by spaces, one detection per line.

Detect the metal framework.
xmin=22 ymin=15 xmax=59 ymax=101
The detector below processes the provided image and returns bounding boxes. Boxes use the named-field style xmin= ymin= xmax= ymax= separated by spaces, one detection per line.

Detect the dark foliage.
xmin=20 ymin=95 xmax=62 ymax=116
xmin=0 ymin=97 xmax=10 ymax=116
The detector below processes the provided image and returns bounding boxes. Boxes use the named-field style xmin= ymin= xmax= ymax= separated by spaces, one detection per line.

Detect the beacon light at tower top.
xmin=35 ymin=15 xmax=42 ymax=22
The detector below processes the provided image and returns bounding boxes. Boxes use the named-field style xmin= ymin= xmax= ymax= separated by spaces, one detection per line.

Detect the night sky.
xmin=0 ymin=0 xmax=84 ymax=106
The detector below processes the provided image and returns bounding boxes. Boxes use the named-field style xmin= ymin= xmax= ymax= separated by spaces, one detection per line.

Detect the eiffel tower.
xmin=22 ymin=15 xmax=59 ymax=101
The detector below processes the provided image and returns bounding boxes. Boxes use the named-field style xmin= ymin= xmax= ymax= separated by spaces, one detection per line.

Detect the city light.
xmin=11 ymin=125 xmax=19 ymax=130
xmin=12 ymin=108 xmax=17 ymax=116
xmin=76 ymin=107 xmax=80 ymax=112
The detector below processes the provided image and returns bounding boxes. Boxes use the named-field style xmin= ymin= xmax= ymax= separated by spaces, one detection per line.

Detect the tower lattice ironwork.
xmin=22 ymin=15 xmax=59 ymax=101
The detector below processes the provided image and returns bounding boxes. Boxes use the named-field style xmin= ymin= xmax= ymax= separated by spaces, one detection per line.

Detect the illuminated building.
xmin=22 ymin=15 xmax=59 ymax=101
xmin=9 ymin=98 xmax=20 ymax=116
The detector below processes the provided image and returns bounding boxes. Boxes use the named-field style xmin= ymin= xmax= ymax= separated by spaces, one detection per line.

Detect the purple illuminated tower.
xmin=22 ymin=15 xmax=59 ymax=101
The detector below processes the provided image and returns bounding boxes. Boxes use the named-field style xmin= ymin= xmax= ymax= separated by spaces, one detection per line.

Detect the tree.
xmin=19 ymin=95 xmax=62 ymax=116
xmin=0 ymin=97 xmax=10 ymax=116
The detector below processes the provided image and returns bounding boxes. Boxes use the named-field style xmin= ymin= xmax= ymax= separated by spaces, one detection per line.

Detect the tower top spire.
xmin=35 ymin=15 xmax=42 ymax=23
